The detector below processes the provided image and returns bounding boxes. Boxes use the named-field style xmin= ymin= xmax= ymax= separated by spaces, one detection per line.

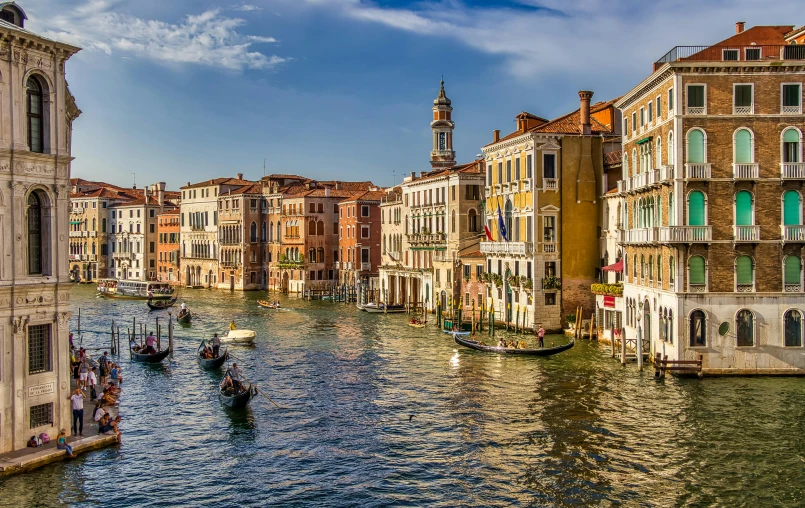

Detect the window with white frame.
xmin=745 ymin=47 xmax=761 ymax=60
xmin=543 ymin=153 xmax=556 ymax=180
xmin=543 ymin=216 xmax=556 ymax=243
xmin=361 ymin=225 xmax=370 ymax=239
xmin=648 ymin=102 xmax=653 ymax=122
xmin=640 ymin=107 xmax=645 ymax=128
xmin=734 ymin=84 xmax=754 ymax=114
xmin=656 ymin=96 xmax=662 ymax=121
xmin=668 ymin=88 xmax=674 ymax=113
xmin=686 ymin=84 xmax=706 ymax=115
xmin=632 ymin=112 xmax=637 ymax=133
xmin=722 ymin=48 xmax=739 ymax=61
xmin=782 ymin=83 xmax=802 ymax=114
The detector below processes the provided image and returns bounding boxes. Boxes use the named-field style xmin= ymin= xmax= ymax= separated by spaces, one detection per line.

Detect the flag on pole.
xmin=483 ymin=225 xmax=494 ymax=242
xmin=497 ymin=205 xmax=508 ymax=242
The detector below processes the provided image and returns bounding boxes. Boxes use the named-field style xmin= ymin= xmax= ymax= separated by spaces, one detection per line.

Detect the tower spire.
xmin=430 ymin=79 xmax=455 ymax=169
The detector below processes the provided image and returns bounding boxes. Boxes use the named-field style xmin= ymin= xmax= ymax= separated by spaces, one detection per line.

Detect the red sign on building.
xmin=603 ymin=296 xmax=615 ymax=308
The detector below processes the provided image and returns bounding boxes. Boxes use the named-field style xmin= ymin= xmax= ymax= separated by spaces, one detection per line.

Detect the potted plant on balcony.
xmin=543 ymin=275 xmax=562 ymax=290
xmin=491 ymin=273 xmax=503 ymax=288
xmin=507 ymin=274 xmax=520 ymax=287
xmin=522 ymin=277 xmax=533 ymax=291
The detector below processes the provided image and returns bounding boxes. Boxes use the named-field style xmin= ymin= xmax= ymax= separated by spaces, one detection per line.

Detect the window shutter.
xmin=735 ymin=129 xmax=752 ymax=163
xmin=784 ymin=191 xmax=801 ymax=225
xmin=736 ymin=256 xmax=753 ymax=284
xmin=785 ymin=256 xmax=801 ymax=285
xmin=735 ymin=191 xmax=752 ymax=226
xmin=784 ymin=129 xmax=800 ymax=144
xmin=783 ymin=84 xmax=801 ymax=107
xmin=688 ymin=191 xmax=705 ymax=226
xmin=687 ymin=130 xmax=704 ymax=163
xmin=689 ymin=256 xmax=705 ymax=284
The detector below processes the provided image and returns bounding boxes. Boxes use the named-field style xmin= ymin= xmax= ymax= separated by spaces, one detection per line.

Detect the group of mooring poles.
xmin=110 ymin=315 xmax=175 ymax=359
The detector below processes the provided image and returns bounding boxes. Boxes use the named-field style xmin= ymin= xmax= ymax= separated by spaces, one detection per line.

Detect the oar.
xmin=242 ymin=377 xmax=282 ymax=409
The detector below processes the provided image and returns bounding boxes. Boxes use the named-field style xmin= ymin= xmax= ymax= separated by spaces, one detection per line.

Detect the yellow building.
xmin=68 ymin=189 xmax=113 ymax=281
xmin=482 ymin=92 xmax=621 ymax=330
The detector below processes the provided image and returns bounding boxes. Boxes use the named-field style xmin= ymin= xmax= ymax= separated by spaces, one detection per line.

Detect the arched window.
xmin=668 ymin=191 xmax=674 ymax=226
xmin=735 ymin=190 xmax=753 ymax=226
xmin=27 ymin=76 xmax=44 ymax=153
xmin=261 ymin=221 xmax=267 ymax=242
xmin=317 ymin=247 xmax=324 ymax=263
xmin=670 ymin=256 xmax=675 ymax=284
xmin=668 ymin=310 xmax=674 ymax=344
xmin=686 ymin=129 xmax=705 ymax=163
xmin=633 ymin=254 xmax=637 ymax=278
xmin=689 ymin=255 xmax=706 ymax=286
xmin=690 ymin=309 xmax=706 ymax=346
xmin=404 ymin=215 xmax=409 ymax=235
xmin=308 ymin=220 xmax=316 ymax=236
xmin=468 ymin=209 xmax=478 ymax=232
xmin=784 ymin=190 xmax=802 ymax=226
xmin=785 ymin=309 xmax=802 ymax=347
xmin=688 ymin=191 xmax=705 ymax=225
xmin=27 ymin=192 xmax=43 ymax=274
xmin=317 ymin=221 xmax=324 ymax=236
xmin=784 ymin=255 xmax=802 ymax=287
xmin=250 ymin=222 xmax=257 ymax=242
xmin=640 ymin=254 xmax=645 ymax=278
xmin=632 ymin=148 xmax=637 ymax=176
xmin=783 ymin=128 xmax=802 ymax=163
xmin=623 ymin=152 xmax=629 ymax=177
xmin=734 ymin=128 xmax=753 ymax=163
xmin=276 ymin=222 xmax=281 ymax=239
xmin=382 ymin=235 xmax=386 ymax=254
xmin=668 ymin=131 xmax=674 ymax=165
xmin=309 ymin=248 xmax=316 ymax=263
xmin=102 ymin=218 xmax=107 ymax=233
xmin=736 ymin=309 xmax=754 ymax=347
xmin=648 ymin=255 xmax=653 ymax=280
xmin=657 ymin=255 xmax=662 ymax=282
xmin=656 ymin=137 xmax=662 ymax=168
xmin=269 ymin=221 xmax=274 ymax=242
xmin=736 ymin=255 xmax=754 ymax=290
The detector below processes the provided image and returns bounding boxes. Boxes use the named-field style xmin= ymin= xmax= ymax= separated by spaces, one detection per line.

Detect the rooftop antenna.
xmin=263 ymin=158 xmax=266 ymax=177
xmin=392 ymin=168 xmax=396 ymax=188
xmin=132 ymin=172 xmax=136 ymax=188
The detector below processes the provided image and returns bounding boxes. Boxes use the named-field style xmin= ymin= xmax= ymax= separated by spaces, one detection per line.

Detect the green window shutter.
xmin=736 ymin=255 xmax=753 ymax=284
xmin=669 ymin=192 xmax=674 ymax=226
xmin=687 ymin=130 xmax=704 ymax=163
xmin=735 ymin=129 xmax=752 ymax=163
xmin=658 ymin=196 xmax=662 ymax=226
xmin=784 ymin=129 xmax=800 ymax=144
xmin=785 ymin=256 xmax=801 ymax=284
xmin=784 ymin=191 xmax=801 ymax=225
xmin=689 ymin=256 xmax=705 ymax=284
xmin=735 ymin=191 xmax=753 ymax=225
xmin=783 ymin=85 xmax=801 ymax=107
xmin=688 ymin=191 xmax=705 ymax=226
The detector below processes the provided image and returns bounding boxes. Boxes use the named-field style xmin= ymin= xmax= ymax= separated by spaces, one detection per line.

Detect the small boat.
xmin=453 ymin=335 xmax=575 ymax=356
xmin=257 ymin=300 xmax=280 ymax=309
xmin=221 ymin=329 xmax=256 ymax=344
xmin=408 ymin=318 xmax=427 ymax=328
xmin=219 ymin=374 xmax=255 ymax=409
xmin=197 ymin=341 xmax=228 ymax=370
xmin=443 ymin=330 xmax=471 ymax=337
xmin=363 ymin=303 xmax=406 ymax=314
xmin=147 ymin=298 xmax=177 ymax=310
xmin=130 ymin=341 xmax=171 ymax=363
xmin=177 ymin=309 xmax=192 ymax=324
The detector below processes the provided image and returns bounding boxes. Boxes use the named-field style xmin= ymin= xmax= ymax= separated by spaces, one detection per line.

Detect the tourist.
xmin=93 ymin=401 xmax=107 ymax=423
xmin=68 ymin=388 xmax=84 ymax=437
xmin=211 ymin=333 xmax=221 ymax=358
xmin=498 ymin=338 xmax=506 ymax=348
xmin=229 ymin=320 xmax=237 ymax=331
xmin=98 ymin=351 xmax=110 ymax=385
xmin=537 ymin=324 xmax=545 ymax=348
xmin=230 ymin=363 xmax=243 ymax=392
xmin=78 ymin=358 xmax=90 ymax=389
xmin=145 ymin=331 xmax=157 ymax=354
xmin=98 ymin=415 xmax=122 ymax=443
xmin=110 ymin=363 xmax=119 ymax=383
xmin=56 ymin=429 xmax=76 ymax=458
xmin=88 ymin=367 xmax=98 ymax=397
xmin=147 ymin=289 xmax=154 ymax=301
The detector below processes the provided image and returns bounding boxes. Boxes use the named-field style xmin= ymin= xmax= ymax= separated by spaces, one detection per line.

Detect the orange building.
xmin=338 ymin=190 xmax=385 ymax=286
xmin=156 ymin=208 xmax=181 ymax=284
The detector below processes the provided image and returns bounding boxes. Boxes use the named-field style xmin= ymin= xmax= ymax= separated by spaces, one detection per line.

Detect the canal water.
xmin=2 ymin=285 xmax=804 ymax=506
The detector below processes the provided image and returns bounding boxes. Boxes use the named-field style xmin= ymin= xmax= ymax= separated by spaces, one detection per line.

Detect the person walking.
xmin=211 ymin=333 xmax=221 ymax=358
xmin=88 ymin=367 xmax=98 ymax=399
xmin=68 ymin=388 xmax=85 ymax=437
xmin=537 ymin=324 xmax=546 ymax=348
xmin=78 ymin=357 xmax=90 ymax=390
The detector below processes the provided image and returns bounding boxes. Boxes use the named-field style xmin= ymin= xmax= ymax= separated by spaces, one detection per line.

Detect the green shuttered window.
xmin=687 ymin=130 xmax=704 ymax=163
xmin=689 ymin=256 xmax=705 ymax=284
xmin=734 ymin=129 xmax=752 ymax=163
xmin=736 ymin=255 xmax=753 ymax=285
xmin=688 ymin=191 xmax=705 ymax=226
xmin=735 ymin=191 xmax=752 ymax=226
xmin=784 ymin=129 xmax=801 ymax=163
xmin=784 ymin=190 xmax=801 ymax=226
xmin=785 ymin=256 xmax=801 ymax=285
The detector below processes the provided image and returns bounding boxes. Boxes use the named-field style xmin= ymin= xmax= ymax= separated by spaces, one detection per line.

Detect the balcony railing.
xmin=685 ymin=163 xmax=711 ymax=179
xmin=782 ymin=225 xmax=805 ymax=242
xmin=361 ymin=262 xmax=371 ymax=271
xmin=733 ymin=105 xmax=754 ymax=115
xmin=112 ymin=252 xmax=133 ymax=260
xmin=686 ymin=106 xmax=706 ymax=115
xmin=782 ymin=105 xmax=802 ymax=115
xmin=522 ymin=179 xmax=532 ymax=192
xmin=660 ymin=165 xmax=674 ymax=182
xmin=620 ymin=228 xmax=658 ymax=244
xmin=733 ymin=163 xmax=759 ymax=179
xmin=781 ymin=163 xmax=805 ymax=179
xmin=736 ymin=284 xmax=755 ymax=293
xmin=69 ymin=231 xmax=98 ymax=238
xmin=688 ymin=283 xmax=707 ymax=293
xmin=480 ymin=242 xmax=534 ymax=255
xmin=659 ymin=226 xmax=712 ymax=243
xmin=543 ymin=243 xmax=556 ymax=253
xmin=655 ymin=45 xmax=805 ymax=65
xmin=543 ymin=178 xmax=558 ymax=190
xmin=785 ymin=284 xmax=802 ymax=292
xmin=406 ymin=233 xmax=447 ymax=245
xmin=734 ymin=225 xmax=760 ymax=242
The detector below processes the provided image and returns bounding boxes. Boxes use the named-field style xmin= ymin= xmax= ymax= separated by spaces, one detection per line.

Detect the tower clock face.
xmin=439 ymin=132 xmax=446 ymax=150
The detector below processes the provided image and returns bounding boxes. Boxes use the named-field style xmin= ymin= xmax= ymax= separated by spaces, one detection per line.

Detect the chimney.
xmin=237 ymin=173 xmax=243 ymax=180
xmin=325 ymin=187 xmax=331 ymax=197
xmin=517 ymin=115 xmax=525 ymax=132
xmin=157 ymin=182 xmax=166 ymax=207
xmin=493 ymin=129 xmax=501 ymax=143
xmin=578 ymin=90 xmax=594 ymax=135
xmin=335 ymin=182 xmax=342 ymax=190
xmin=736 ymin=21 xmax=745 ymax=34
xmin=410 ymin=172 xmax=416 ymax=180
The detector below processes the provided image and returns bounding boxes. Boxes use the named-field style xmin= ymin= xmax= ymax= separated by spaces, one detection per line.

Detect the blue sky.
xmin=28 ymin=0 xmax=803 ymax=189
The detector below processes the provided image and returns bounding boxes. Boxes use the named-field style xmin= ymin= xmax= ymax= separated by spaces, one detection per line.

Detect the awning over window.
xmin=635 ymin=136 xmax=653 ymax=145
xmin=602 ymin=260 xmax=623 ymax=272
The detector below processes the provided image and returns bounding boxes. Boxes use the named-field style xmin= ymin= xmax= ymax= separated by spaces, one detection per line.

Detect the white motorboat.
xmin=221 ymin=329 xmax=256 ymax=344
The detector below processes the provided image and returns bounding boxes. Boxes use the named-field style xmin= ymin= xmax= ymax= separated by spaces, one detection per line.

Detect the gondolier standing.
xmin=537 ymin=324 xmax=545 ymax=348
xmin=211 ymin=334 xmax=221 ymax=358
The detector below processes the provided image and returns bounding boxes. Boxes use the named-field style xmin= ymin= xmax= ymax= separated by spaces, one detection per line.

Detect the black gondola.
xmin=453 ymin=335 xmax=575 ymax=356
xmin=147 ymin=297 xmax=177 ymax=310
xmin=197 ymin=340 xmax=228 ymax=370
xmin=219 ymin=379 xmax=255 ymax=409
xmin=177 ymin=309 xmax=192 ymax=324
xmin=130 ymin=341 xmax=171 ymax=363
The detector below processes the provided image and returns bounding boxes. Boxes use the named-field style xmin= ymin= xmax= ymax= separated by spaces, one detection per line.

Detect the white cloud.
xmin=234 ymin=4 xmax=262 ymax=11
xmin=36 ymin=3 xmax=286 ymax=71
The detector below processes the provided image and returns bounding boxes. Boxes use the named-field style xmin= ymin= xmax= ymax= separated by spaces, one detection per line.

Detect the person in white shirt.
xmin=88 ymin=368 xmax=97 ymax=392
xmin=67 ymin=388 xmax=85 ymax=437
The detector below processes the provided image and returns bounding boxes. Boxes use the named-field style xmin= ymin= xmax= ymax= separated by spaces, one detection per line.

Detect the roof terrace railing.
xmin=655 ymin=44 xmax=805 ymax=65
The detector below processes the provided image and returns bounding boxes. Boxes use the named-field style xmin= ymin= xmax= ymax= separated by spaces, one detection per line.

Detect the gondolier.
xmin=211 ymin=334 xmax=221 ymax=357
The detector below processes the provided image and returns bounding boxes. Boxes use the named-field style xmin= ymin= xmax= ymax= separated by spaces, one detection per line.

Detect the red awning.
xmin=602 ymin=260 xmax=623 ymax=272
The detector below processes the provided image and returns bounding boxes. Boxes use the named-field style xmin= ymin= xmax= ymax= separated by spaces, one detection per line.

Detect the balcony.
xmin=510 ymin=181 xmax=519 ymax=193
xmin=543 ymin=178 xmax=558 ymax=191
xmin=620 ymin=228 xmax=658 ymax=244
xmin=69 ymin=231 xmax=98 ymax=238
xmin=688 ymin=283 xmax=707 ymax=293
xmin=733 ymin=163 xmax=759 ymax=179
xmin=522 ymin=179 xmax=532 ymax=192
xmin=736 ymin=284 xmax=755 ymax=293
xmin=782 ymin=105 xmax=802 ymax=115
xmin=734 ymin=225 xmax=760 ymax=242
xmin=333 ymin=261 xmax=340 ymax=269
xmin=686 ymin=106 xmax=706 ymax=115
xmin=781 ymin=163 xmax=805 ymax=180
xmin=782 ymin=225 xmax=805 ymax=243
xmin=70 ymin=254 xmax=96 ymax=261
xmin=406 ymin=233 xmax=447 ymax=246
xmin=112 ymin=252 xmax=133 ymax=260
xmin=361 ymin=262 xmax=371 ymax=271
xmin=659 ymin=226 xmax=712 ymax=243
xmin=785 ymin=284 xmax=802 ymax=292
xmin=685 ymin=163 xmax=711 ymax=179
xmin=733 ymin=105 xmax=754 ymax=115
xmin=343 ymin=262 xmax=353 ymax=270
xmin=480 ymin=242 xmax=534 ymax=256
xmin=660 ymin=164 xmax=675 ymax=182
xmin=543 ymin=243 xmax=556 ymax=253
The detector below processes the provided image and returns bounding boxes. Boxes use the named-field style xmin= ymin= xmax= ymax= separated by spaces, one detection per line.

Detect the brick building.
xmin=338 ymin=190 xmax=385 ymax=287
xmin=156 ymin=208 xmax=180 ymax=284
xmin=616 ymin=22 xmax=805 ymax=373
xmin=459 ymin=250 xmax=487 ymax=324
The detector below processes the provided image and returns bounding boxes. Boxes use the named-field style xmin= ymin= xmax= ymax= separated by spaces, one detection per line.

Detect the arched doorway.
xmin=281 ymin=271 xmax=289 ymax=293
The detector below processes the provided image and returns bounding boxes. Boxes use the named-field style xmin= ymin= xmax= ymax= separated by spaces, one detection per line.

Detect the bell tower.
xmin=430 ymin=80 xmax=456 ymax=169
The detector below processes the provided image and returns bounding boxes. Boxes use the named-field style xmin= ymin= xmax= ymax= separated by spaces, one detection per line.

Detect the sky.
xmin=26 ymin=0 xmax=804 ymax=190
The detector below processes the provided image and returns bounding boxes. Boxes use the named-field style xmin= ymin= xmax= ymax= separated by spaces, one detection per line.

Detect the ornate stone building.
xmin=0 ymin=2 xmax=82 ymax=452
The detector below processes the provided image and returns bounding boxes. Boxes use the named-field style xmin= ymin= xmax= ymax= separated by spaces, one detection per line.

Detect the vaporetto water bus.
xmin=96 ymin=279 xmax=175 ymax=300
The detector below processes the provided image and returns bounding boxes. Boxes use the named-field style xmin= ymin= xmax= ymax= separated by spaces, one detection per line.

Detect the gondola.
xmin=130 ymin=341 xmax=171 ymax=363
xmin=453 ymin=335 xmax=575 ymax=356
xmin=177 ymin=309 xmax=192 ymax=324
xmin=219 ymin=378 xmax=255 ymax=409
xmin=197 ymin=341 xmax=228 ymax=370
xmin=443 ymin=330 xmax=471 ymax=337
xmin=147 ymin=298 xmax=177 ymax=310
xmin=363 ymin=303 xmax=406 ymax=314
xmin=257 ymin=300 xmax=280 ymax=309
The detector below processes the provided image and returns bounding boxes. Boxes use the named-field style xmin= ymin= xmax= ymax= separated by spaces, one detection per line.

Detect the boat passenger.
xmin=498 ymin=338 xmax=506 ymax=348
xmin=211 ymin=334 xmax=221 ymax=358
xmin=230 ymin=363 xmax=243 ymax=392
xmin=181 ymin=302 xmax=187 ymax=311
